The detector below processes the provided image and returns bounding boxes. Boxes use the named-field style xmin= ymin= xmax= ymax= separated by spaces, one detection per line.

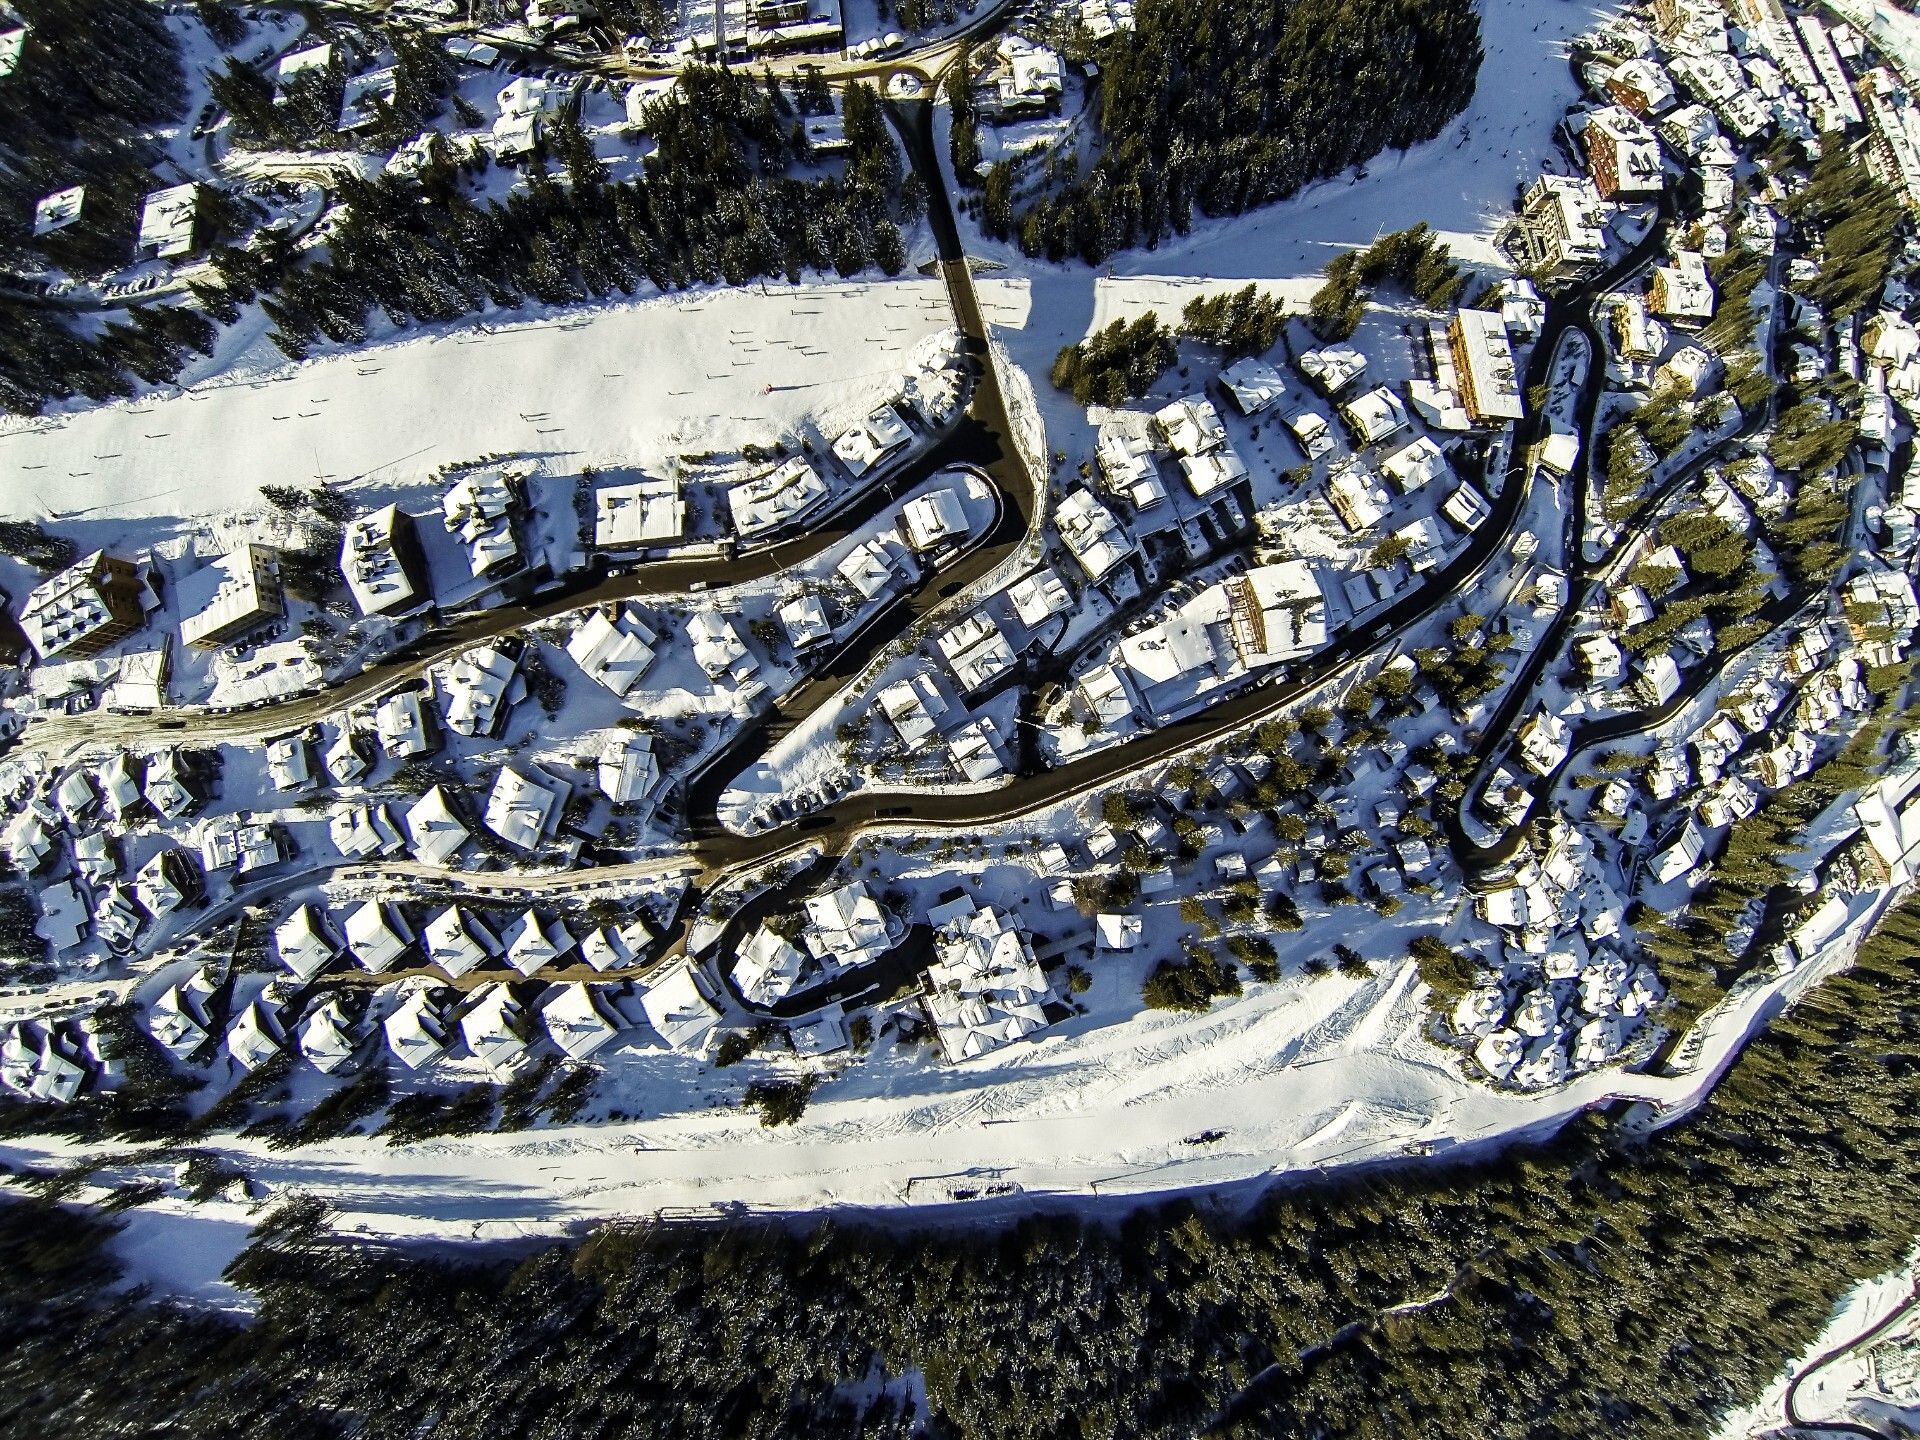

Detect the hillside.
xmin=1000 ymin=0 xmax=1483 ymax=261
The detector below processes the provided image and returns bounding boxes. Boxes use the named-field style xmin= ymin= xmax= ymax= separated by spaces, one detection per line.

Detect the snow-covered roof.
xmin=831 ymin=405 xmax=911 ymax=476
xmin=346 ymin=902 xmax=412 ymax=973
xmin=459 ymin=983 xmax=528 ymax=1075
xmin=1096 ymin=426 xmax=1167 ymax=509
xmin=637 ymin=960 xmax=718 ymax=1052
xmin=1154 ymin=395 xmax=1227 ymax=457
xmin=374 ymin=688 xmax=434 ymax=757
xmin=1218 ymin=358 xmax=1286 ymax=415
xmin=876 ymin=672 xmax=948 ymax=750
xmin=901 ymin=488 xmax=968 ymax=552
xmin=778 ymin=592 xmax=831 ymax=649
xmin=340 ymin=505 xmax=424 ymax=616
xmin=936 ymin=611 xmax=1015 ymax=693
xmin=275 ymin=903 xmax=338 ymax=981
xmin=484 ymin=765 xmax=568 ymax=852
xmin=298 ymin=998 xmax=359 ymax=1074
xmin=1008 ymin=567 xmax=1071 ymax=628
xmin=228 ymin=998 xmax=285 ymax=1071
xmin=136 ymin=182 xmax=201 ymax=260
xmin=598 ymin=731 xmax=659 ymax=805
xmin=437 ymin=644 xmax=520 ymax=737
xmin=382 ymin=984 xmax=447 ymax=1068
xmin=594 ymin=477 xmax=686 ymax=548
xmin=31 ymin=184 xmax=84 ymax=237
xmin=1381 ymin=436 xmax=1451 ymax=494
xmin=504 ymin=908 xmax=573 ymax=976
xmin=735 ymin=925 xmax=807 ymax=1006
xmin=423 ymin=905 xmax=497 ymax=977
xmin=403 ymin=785 xmax=470 ymax=866
xmin=1055 ymin=489 xmax=1132 ymax=581
xmin=541 ymin=982 xmax=620 ymax=1061
xmin=566 ymin=607 xmax=658 ymax=698
xmin=1341 ymin=386 xmax=1411 ymax=446
xmin=922 ymin=897 xmax=1055 ymax=1061
xmin=688 ymin=608 xmax=758 ymax=683
xmin=729 ymin=456 xmax=829 ymax=537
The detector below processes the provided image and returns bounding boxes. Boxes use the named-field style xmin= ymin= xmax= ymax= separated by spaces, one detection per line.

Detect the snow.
xmin=0 ymin=278 xmax=954 ymax=529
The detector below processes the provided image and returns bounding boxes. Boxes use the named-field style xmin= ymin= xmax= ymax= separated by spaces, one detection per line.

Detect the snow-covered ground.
xmin=1 ymin=870 xmax=1891 ymax=1277
xmin=1715 ymin=1246 xmax=1920 ymax=1440
xmin=0 ymin=278 xmax=953 ymax=533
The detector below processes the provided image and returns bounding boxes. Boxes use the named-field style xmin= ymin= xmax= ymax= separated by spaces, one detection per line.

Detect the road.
xmin=1438 ymin=233 xmax=1785 ymax=877
xmin=1777 ymin=1281 xmax=1920 ymax=1439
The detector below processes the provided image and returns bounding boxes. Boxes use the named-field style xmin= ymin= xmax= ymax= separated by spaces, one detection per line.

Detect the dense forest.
xmin=6 ymin=892 xmax=1920 ymax=1437
xmin=217 ymin=69 xmax=918 ymax=360
xmin=992 ymin=0 xmax=1482 ymax=263
xmin=0 ymin=0 xmax=185 ymax=273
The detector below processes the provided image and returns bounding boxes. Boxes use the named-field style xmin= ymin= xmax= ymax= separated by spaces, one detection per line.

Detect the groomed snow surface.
xmin=0 ymin=278 xmax=953 ymax=533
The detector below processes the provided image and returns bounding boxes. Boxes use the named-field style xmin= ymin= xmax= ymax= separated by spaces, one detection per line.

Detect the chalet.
xmin=485 ymin=765 xmax=569 ymax=851
xmin=937 ymin=612 xmax=1016 ymax=694
xmin=921 ymin=897 xmax=1055 ymax=1061
xmin=831 ymin=405 xmax=911 ymax=477
xmin=504 ymin=909 xmax=574 ymax=975
xmin=736 ymin=924 xmax=807 ymax=1006
xmin=729 ymin=455 xmax=828 ymax=538
xmin=441 ymin=469 xmax=521 ymax=577
xmin=459 ymin=983 xmax=530 ymax=1075
xmin=1218 ymin=358 xmax=1286 ymax=415
xmin=1096 ymin=426 xmax=1168 ymax=509
xmin=902 ymin=488 xmax=969 ymax=553
xmin=1009 ymin=568 xmax=1072 ymax=628
xmin=1298 ymin=345 xmax=1367 ymax=395
xmin=1055 ymin=489 xmax=1133 ymax=581
xmin=877 ymin=672 xmax=948 ymax=751
xmin=778 ymin=592 xmax=831 ymax=650
xmin=374 ymin=688 xmax=435 ymax=757
xmin=541 ymin=983 xmax=622 ymax=1061
xmin=566 ymin=607 xmax=658 ymax=698
xmin=598 ymin=731 xmax=659 ymax=805
xmin=298 ymin=997 xmax=360 ymax=1074
xmin=836 ymin=535 xmax=904 ymax=601
xmin=345 ymin=902 xmax=413 ymax=974
xmin=324 ymin=726 xmax=371 ymax=786
xmin=637 ymin=960 xmax=719 ymax=1052
xmin=264 ymin=734 xmax=312 ymax=791
xmin=227 ymin=997 xmax=286 ymax=1071
xmin=688 ymin=608 xmax=758 ymax=683
xmin=383 ymin=983 xmax=450 ymax=1069
xmin=973 ymin=35 xmax=1064 ymax=120
xmin=1341 ymin=387 xmax=1411 ymax=447
xmin=437 ymin=643 xmax=522 ymax=737
xmin=402 ymin=785 xmax=470 ymax=865
xmin=423 ymin=905 xmax=499 ymax=977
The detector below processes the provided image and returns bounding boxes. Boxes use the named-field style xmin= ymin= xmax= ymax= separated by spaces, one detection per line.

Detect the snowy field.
xmin=2 ymin=882 xmax=1888 ymax=1273
xmin=0 ymin=278 xmax=954 ymax=534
